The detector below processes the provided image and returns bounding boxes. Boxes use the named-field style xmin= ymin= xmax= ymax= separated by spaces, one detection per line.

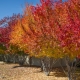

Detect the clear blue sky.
xmin=0 ymin=0 xmax=66 ymax=20
xmin=0 ymin=0 xmax=40 ymax=20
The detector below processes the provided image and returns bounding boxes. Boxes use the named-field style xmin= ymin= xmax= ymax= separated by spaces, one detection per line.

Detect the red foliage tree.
xmin=0 ymin=14 xmax=22 ymax=52
xmin=21 ymin=0 xmax=63 ymax=57
xmin=55 ymin=0 xmax=80 ymax=58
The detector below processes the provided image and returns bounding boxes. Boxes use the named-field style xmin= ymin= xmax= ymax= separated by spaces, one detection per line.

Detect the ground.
xmin=0 ymin=61 xmax=79 ymax=80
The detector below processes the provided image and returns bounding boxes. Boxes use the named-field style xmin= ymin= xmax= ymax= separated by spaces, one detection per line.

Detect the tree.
xmin=0 ymin=0 xmax=80 ymax=79
xmin=21 ymin=0 xmax=63 ymax=75
xmin=22 ymin=0 xmax=80 ymax=78
xmin=54 ymin=0 xmax=80 ymax=80
xmin=0 ymin=14 xmax=25 ymax=63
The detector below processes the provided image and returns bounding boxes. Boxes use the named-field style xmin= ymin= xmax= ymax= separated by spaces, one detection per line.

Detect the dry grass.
xmin=0 ymin=62 xmax=80 ymax=80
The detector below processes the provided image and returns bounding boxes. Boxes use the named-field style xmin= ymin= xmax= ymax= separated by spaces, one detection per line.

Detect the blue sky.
xmin=0 ymin=0 xmax=40 ymax=20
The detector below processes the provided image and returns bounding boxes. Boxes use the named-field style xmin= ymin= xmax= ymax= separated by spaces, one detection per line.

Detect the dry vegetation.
xmin=0 ymin=62 xmax=80 ymax=80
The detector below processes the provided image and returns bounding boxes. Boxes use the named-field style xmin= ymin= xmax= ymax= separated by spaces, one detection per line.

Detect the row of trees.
xmin=0 ymin=0 xmax=80 ymax=80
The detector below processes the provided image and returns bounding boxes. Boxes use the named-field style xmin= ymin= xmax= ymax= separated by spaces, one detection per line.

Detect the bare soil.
xmin=0 ymin=61 xmax=74 ymax=80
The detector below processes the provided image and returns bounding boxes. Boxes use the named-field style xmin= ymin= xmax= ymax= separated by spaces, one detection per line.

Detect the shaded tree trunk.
xmin=65 ymin=57 xmax=77 ymax=80
xmin=41 ymin=57 xmax=55 ymax=76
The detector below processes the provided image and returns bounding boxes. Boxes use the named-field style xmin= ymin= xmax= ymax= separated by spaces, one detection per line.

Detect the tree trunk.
xmin=41 ymin=57 xmax=54 ymax=76
xmin=65 ymin=57 xmax=77 ymax=80
xmin=24 ymin=55 xmax=32 ymax=66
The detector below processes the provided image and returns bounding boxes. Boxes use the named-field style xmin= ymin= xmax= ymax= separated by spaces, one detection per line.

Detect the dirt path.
xmin=0 ymin=62 xmax=68 ymax=80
